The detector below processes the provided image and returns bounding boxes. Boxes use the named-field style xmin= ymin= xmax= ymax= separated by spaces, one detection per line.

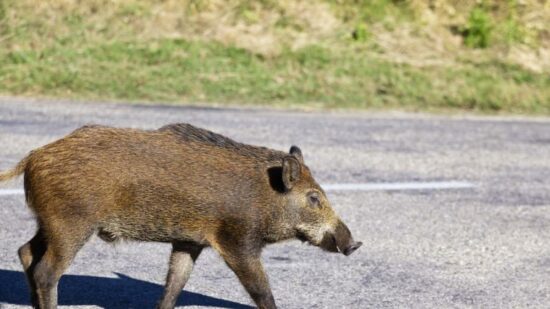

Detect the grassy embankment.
xmin=0 ymin=0 xmax=549 ymax=113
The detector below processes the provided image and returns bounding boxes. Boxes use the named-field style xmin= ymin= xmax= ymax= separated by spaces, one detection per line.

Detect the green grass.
xmin=0 ymin=0 xmax=549 ymax=114
xmin=1 ymin=39 xmax=548 ymax=113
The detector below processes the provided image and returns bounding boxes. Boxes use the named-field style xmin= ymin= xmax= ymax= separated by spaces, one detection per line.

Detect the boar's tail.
xmin=0 ymin=155 xmax=29 ymax=182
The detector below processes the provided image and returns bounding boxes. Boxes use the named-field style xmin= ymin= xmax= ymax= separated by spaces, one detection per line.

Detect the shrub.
xmin=463 ymin=7 xmax=492 ymax=48
xmin=352 ymin=23 xmax=369 ymax=42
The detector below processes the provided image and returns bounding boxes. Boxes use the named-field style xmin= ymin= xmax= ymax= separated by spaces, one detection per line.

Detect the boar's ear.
xmin=282 ymin=156 xmax=301 ymax=190
xmin=289 ymin=145 xmax=304 ymax=163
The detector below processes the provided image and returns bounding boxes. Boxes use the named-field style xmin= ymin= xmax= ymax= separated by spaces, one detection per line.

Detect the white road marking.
xmin=0 ymin=181 xmax=475 ymax=197
xmin=322 ymin=181 xmax=476 ymax=192
xmin=0 ymin=189 xmax=24 ymax=196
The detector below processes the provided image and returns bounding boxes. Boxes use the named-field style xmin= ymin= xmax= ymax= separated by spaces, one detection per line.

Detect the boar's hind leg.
xmin=30 ymin=222 xmax=93 ymax=309
xmin=157 ymin=242 xmax=203 ymax=309
xmin=18 ymin=229 xmax=47 ymax=307
xmin=222 ymin=254 xmax=276 ymax=309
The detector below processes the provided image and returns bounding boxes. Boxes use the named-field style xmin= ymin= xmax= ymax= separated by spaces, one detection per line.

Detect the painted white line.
xmin=0 ymin=189 xmax=24 ymax=196
xmin=322 ymin=181 xmax=476 ymax=192
xmin=0 ymin=181 xmax=475 ymax=196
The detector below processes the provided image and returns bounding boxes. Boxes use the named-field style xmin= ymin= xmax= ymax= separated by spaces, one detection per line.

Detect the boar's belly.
xmin=97 ymin=218 xmax=209 ymax=245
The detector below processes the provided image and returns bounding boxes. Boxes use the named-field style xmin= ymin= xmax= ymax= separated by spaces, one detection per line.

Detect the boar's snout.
xmin=319 ymin=220 xmax=362 ymax=256
xmin=343 ymin=241 xmax=363 ymax=256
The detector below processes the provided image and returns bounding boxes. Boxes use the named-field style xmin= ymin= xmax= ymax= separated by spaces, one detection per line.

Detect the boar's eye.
xmin=307 ymin=192 xmax=321 ymax=209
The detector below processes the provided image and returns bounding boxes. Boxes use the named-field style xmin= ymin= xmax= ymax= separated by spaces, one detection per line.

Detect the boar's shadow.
xmin=0 ymin=269 xmax=253 ymax=308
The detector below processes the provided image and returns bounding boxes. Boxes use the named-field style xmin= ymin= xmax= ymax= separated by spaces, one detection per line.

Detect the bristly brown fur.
xmin=160 ymin=123 xmax=284 ymax=162
xmin=1 ymin=123 xmax=360 ymax=309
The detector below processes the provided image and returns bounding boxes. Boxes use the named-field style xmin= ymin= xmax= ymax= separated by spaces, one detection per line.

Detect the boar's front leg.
xmin=222 ymin=253 xmax=277 ymax=309
xmin=157 ymin=242 xmax=203 ymax=309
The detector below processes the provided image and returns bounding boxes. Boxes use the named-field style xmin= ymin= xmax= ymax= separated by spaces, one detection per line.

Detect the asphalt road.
xmin=0 ymin=97 xmax=549 ymax=308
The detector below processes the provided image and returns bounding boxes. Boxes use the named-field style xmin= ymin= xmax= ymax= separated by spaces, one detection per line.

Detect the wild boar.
xmin=0 ymin=123 xmax=362 ymax=309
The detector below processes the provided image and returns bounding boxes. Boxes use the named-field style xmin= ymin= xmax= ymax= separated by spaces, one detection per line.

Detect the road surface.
xmin=0 ymin=97 xmax=549 ymax=308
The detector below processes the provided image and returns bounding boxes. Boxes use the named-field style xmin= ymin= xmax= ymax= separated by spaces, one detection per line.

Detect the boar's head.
xmin=278 ymin=146 xmax=362 ymax=256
